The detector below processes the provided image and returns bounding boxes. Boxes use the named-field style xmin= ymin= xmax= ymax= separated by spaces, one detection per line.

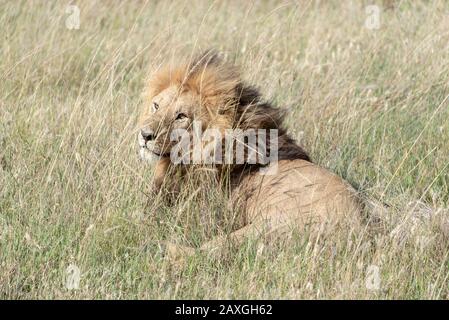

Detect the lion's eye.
xmin=152 ymin=102 xmax=159 ymax=112
xmin=175 ymin=112 xmax=188 ymax=120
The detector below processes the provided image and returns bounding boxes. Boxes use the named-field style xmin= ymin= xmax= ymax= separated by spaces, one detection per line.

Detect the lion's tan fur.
xmin=138 ymin=52 xmax=363 ymax=266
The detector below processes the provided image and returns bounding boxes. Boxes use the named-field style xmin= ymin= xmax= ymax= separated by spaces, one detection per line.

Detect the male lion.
xmin=138 ymin=52 xmax=363 ymax=264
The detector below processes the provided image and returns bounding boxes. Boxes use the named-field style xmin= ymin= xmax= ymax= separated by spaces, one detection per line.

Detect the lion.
xmin=138 ymin=51 xmax=363 ymax=265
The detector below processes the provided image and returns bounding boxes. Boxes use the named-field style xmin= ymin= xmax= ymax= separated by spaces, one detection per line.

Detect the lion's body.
xmin=138 ymin=52 xmax=363 ymax=264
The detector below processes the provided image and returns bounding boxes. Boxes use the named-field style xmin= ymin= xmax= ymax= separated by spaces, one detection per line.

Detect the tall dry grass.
xmin=1 ymin=0 xmax=448 ymax=298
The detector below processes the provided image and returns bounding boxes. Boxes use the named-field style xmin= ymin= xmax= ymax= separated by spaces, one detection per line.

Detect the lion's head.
xmin=138 ymin=52 xmax=240 ymax=163
xmin=138 ymin=51 xmax=309 ymax=168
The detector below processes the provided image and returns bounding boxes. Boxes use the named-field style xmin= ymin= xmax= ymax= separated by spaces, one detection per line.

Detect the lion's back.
xmin=238 ymin=159 xmax=363 ymax=226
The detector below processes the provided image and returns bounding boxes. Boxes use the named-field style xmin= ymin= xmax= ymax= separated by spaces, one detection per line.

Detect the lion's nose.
xmin=141 ymin=129 xmax=155 ymax=142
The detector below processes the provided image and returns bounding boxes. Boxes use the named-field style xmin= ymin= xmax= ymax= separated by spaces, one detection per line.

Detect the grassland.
xmin=1 ymin=0 xmax=448 ymax=299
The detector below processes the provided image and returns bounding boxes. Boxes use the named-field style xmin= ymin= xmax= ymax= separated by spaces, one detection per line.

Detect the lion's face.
xmin=138 ymin=85 xmax=199 ymax=162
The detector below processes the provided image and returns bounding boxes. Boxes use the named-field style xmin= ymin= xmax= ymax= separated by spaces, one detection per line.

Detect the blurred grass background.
xmin=0 ymin=0 xmax=448 ymax=298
